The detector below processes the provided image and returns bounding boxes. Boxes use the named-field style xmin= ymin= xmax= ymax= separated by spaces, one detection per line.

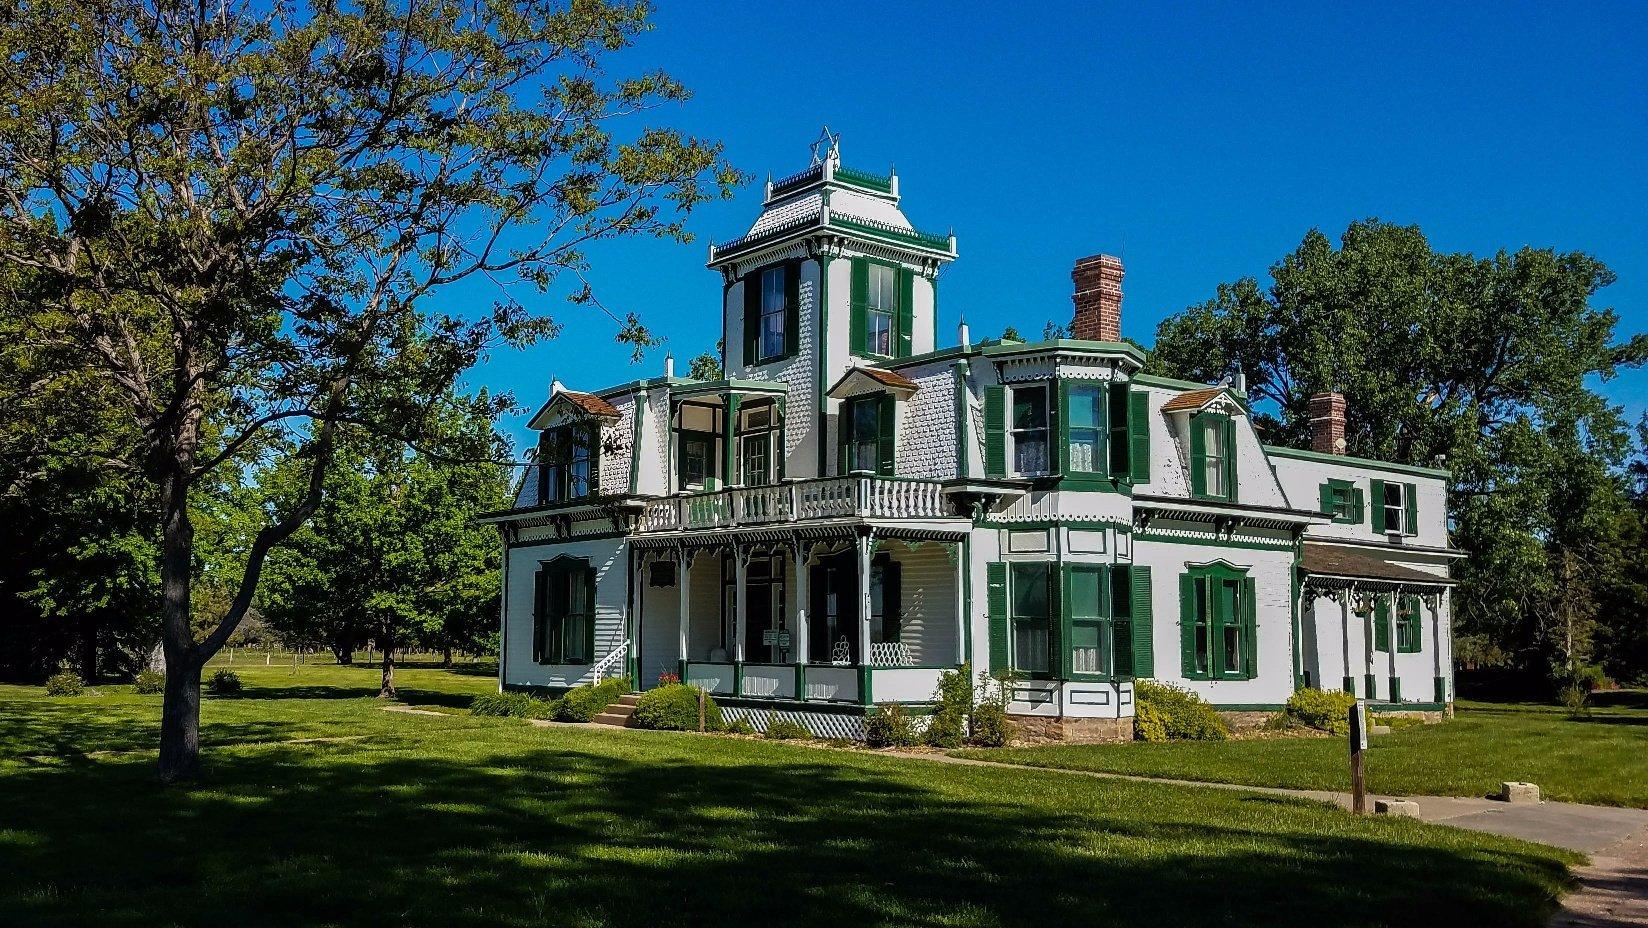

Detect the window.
xmin=533 ymin=558 xmax=594 ymax=665
xmin=538 ymin=424 xmax=596 ymax=503
xmin=675 ymin=402 xmax=723 ymax=491
xmin=1396 ymin=595 xmax=1423 ymax=653
xmin=1320 ymin=479 xmax=1363 ymax=524
xmin=1382 ymin=482 xmax=1406 ymax=533
xmin=1371 ymin=478 xmax=1418 ymax=534
xmin=869 ymin=554 xmax=902 ymax=646
xmin=758 ymin=267 xmax=788 ymax=363
xmin=1065 ymin=384 xmax=1103 ymax=473
xmin=1010 ymin=562 xmax=1052 ymax=675
xmin=1011 ymin=385 xmax=1050 ymax=475
xmin=741 ymin=553 xmax=788 ymax=662
xmin=1107 ymin=382 xmax=1131 ymax=476
xmin=838 ymin=395 xmax=894 ymax=475
xmin=680 ymin=432 xmax=714 ymax=491
xmin=738 ymin=401 xmax=780 ymax=487
xmin=1190 ymin=412 xmax=1236 ymax=501
xmin=866 ymin=263 xmax=895 ymax=356
xmin=1067 ymin=566 xmax=1109 ymax=676
xmin=1179 ymin=564 xmax=1255 ymax=680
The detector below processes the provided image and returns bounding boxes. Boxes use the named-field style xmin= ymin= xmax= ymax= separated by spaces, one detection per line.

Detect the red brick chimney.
xmin=1309 ymin=392 xmax=1347 ymax=455
xmin=1071 ymin=254 xmax=1123 ymax=342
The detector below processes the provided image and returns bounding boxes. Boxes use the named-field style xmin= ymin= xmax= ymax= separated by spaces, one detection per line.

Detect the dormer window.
xmin=1011 ymin=385 xmax=1050 ymax=476
xmin=539 ymin=423 xmax=596 ymax=503
xmin=1189 ymin=411 xmax=1236 ymax=502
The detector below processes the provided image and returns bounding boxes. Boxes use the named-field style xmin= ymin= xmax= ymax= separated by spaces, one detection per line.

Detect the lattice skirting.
xmin=722 ymin=705 xmax=932 ymax=741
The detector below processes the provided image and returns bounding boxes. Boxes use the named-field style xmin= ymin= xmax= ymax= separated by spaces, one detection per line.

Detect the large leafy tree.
xmin=1150 ymin=220 xmax=1648 ymax=677
xmin=0 ymin=0 xmax=738 ymax=779
xmin=260 ymin=396 xmax=509 ymax=696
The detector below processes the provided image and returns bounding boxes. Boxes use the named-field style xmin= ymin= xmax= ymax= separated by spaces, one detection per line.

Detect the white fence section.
xmin=685 ymin=663 xmax=733 ymax=695
xmin=871 ymin=667 xmax=944 ymax=703
xmin=802 ymin=666 xmax=860 ymax=703
xmin=740 ymin=664 xmax=795 ymax=699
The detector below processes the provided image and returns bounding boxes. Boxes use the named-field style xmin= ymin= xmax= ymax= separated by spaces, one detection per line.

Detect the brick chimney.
xmin=1071 ymin=254 xmax=1124 ymax=342
xmin=1309 ymin=392 xmax=1347 ymax=455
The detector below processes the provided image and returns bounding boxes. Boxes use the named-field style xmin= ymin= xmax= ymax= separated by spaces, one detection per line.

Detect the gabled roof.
xmin=827 ymin=366 xmax=920 ymax=400
xmin=1161 ymin=387 xmax=1234 ymax=413
xmin=527 ymin=389 xmax=621 ymax=430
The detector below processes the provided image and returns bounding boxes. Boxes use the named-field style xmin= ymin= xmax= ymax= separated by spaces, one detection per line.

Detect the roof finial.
xmin=809 ymin=125 xmax=840 ymax=165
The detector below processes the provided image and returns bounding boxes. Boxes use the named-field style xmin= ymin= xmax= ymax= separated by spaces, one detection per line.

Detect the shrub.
xmin=923 ymin=709 xmax=966 ymax=748
xmin=967 ymin=670 xmax=1013 ymax=747
xmin=207 ymin=669 xmax=243 ymax=696
xmin=556 ymin=676 xmax=629 ymax=722
xmin=133 ymin=670 xmax=166 ymax=695
xmin=1132 ymin=681 xmax=1227 ymax=741
xmin=925 ymin=664 xmax=973 ymax=748
xmin=471 ymin=692 xmax=555 ymax=719
xmin=1285 ymin=688 xmax=1358 ymax=735
xmin=633 ymin=683 xmax=722 ymax=731
xmin=725 ymin=717 xmax=757 ymax=735
xmin=1559 ymin=684 xmax=1589 ymax=718
xmin=864 ymin=703 xmax=919 ymax=748
xmin=763 ymin=718 xmax=810 ymax=740
xmin=45 ymin=671 xmax=85 ymax=697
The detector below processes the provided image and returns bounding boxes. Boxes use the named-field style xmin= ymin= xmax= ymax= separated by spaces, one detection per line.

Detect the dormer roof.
xmin=1161 ymin=386 xmax=1242 ymax=414
xmin=527 ymin=389 xmax=621 ymax=429
xmin=828 ymin=365 xmax=920 ymax=400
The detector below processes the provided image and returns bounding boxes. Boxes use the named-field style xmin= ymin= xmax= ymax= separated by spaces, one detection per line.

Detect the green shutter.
xmin=1374 ymin=598 xmax=1391 ymax=652
xmin=1189 ymin=415 xmax=1207 ymax=497
xmin=1223 ymin=417 xmax=1239 ymax=502
xmin=1110 ymin=564 xmax=1133 ymax=678
xmin=876 ymin=394 xmax=896 ymax=475
xmin=896 ymin=266 xmax=914 ymax=358
xmin=742 ymin=271 xmax=760 ymax=366
xmin=986 ymin=563 xmax=1009 ymax=675
xmin=784 ymin=260 xmax=801 ymax=358
xmin=1130 ymin=565 xmax=1153 ymax=677
xmin=1370 ymin=478 xmax=1387 ymax=532
xmin=983 ymin=386 xmax=1006 ymax=478
xmin=1058 ymin=566 xmax=1074 ymax=679
xmin=1107 ymin=382 xmax=1127 ymax=478
xmin=1128 ymin=389 xmax=1151 ymax=483
xmin=532 ymin=569 xmax=547 ymax=663
xmin=1404 ymin=482 xmax=1418 ymax=535
xmin=775 ymin=397 xmax=787 ymax=480
xmin=1056 ymin=381 xmax=1072 ymax=475
xmin=1179 ymin=572 xmax=1196 ymax=677
xmin=583 ymin=565 xmax=598 ymax=666
xmin=849 ymin=258 xmax=868 ymax=355
xmin=1319 ymin=482 xmax=1336 ymax=514
xmin=586 ymin=422 xmax=602 ymax=498
xmin=1240 ymin=577 xmax=1258 ymax=679
xmin=836 ymin=398 xmax=851 ymax=475
xmin=1351 ymin=486 xmax=1366 ymax=524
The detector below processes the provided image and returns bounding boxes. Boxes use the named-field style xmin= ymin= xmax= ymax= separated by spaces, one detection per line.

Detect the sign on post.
xmin=1348 ymin=698 xmax=1368 ymax=814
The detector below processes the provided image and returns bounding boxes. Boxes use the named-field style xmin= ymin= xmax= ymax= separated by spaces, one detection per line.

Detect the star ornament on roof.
xmin=809 ymin=126 xmax=840 ymax=164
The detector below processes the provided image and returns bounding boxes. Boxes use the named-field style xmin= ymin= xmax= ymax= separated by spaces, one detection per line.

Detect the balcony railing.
xmin=639 ymin=474 xmax=950 ymax=532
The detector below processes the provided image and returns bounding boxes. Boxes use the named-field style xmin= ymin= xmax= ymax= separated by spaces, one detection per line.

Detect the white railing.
xmin=639 ymin=474 xmax=950 ymax=531
xmin=590 ymin=639 xmax=629 ymax=681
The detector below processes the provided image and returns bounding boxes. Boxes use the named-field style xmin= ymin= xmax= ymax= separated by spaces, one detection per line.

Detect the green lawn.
xmin=956 ymin=696 xmax=1648 ymax=808
xmin=0 ymin=664 xmax=1580 ymax=927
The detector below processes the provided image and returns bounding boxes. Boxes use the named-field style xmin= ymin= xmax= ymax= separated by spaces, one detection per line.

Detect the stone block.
xmin=1370 ymin=724 xmax=1392 ymax=735
xmin=1500 ymin=781 xmax=1541 ymax=803
xmin=1374 ymin=799 xmax=1420 ymax=818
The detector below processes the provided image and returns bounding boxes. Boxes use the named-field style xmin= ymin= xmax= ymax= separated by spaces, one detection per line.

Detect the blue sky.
xmin=467 ymin=0 xmax=1648 ymax=452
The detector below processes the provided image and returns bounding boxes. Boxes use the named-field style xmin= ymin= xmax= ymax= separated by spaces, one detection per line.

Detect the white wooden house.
xmin=482 ymin=139 xmax=1458 ymax=740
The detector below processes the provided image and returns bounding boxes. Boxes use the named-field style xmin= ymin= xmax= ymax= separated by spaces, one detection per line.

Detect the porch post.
xmin=734 ymin=543 xmax=748 ymax=667
xmin=628 ymin=547 xmax=642 ymax=687
xmin=676 ymin=545 xmax=690 ymax=675
xmin=1387 ymin=590 xmax=1401 ymax=702
xmin=1339 ymin=590 xmax=1354 ymax=695
xmin=723 ymin=392 xmax=741 ymax=489
xmin=953 ymin=540 xmax=966 ymax=665
xmin=856 ymin=530 xmax=873 ymax=704
xmin=793 ymin=540 xmax=810 ymax=699
xmin=1430 ymin=592 xmax=1445 ymax=704
xmin=1361 ymin=588 xmax=1376 ymax=699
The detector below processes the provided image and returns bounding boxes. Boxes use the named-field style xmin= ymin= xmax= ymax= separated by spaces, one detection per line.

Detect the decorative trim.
xmin=1262 ymin=444 xmax=1451 ymax=479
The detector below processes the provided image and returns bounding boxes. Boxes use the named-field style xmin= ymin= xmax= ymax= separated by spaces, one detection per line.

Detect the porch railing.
xmin=590 ymin=639 xmax=629 ymax=682
xmin=639 ymin=474 xmax=949 ymax=532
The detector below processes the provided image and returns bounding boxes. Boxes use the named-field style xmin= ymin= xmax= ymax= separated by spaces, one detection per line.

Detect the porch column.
xmin=723 ymin=392 xmax=741 ymax=489
xmin=793 ymin=542 xmax=810 ymax=665
xmin=1361 ymin=589 xmax=1376 ymax=699
xmin=1339 ymin=590 xmax=1354 ymax=695
xmin=856 ymin=531 xmax=872 ymax=665
xmin=953 ymin=541 xmax=966 ymax=664
xmin=733 ymin=543 xmax=748 ymax=665
xmin=676 ymin=546 xmax=690 ymax=672
xmin=1387 ymin=590 xmax=1401 ymax=703
xmin=1430 ymin=592 xmax=1445 ymax=704
xmin=628 ymin=548 xmax=643 ymax=687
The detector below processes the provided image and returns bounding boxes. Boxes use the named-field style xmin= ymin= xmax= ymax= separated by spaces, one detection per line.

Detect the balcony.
xmin=639 ymin=474 xmax=952 ymax=533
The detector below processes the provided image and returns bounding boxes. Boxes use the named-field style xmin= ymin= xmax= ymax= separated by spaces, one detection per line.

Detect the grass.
xmin=0 ymin=663 xmax=1580 ymax=927
xmin=956 ymin=694 xmax=1648 ymax=808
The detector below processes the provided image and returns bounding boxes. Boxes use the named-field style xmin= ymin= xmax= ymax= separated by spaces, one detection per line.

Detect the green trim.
xmin=1133 ymin=532 xmax=1295 ymax=552
xmin=962 ymin=535 xmax=974 ymax=667
xmin=722 ymin=393 xmax=740 ymax=492
xmin=879 ymin=337 xmax=1149 ymax=372
xmin=1177 ymin=562 xmax=1257 ymax=682
xmin=1434 ymin=676 xmax=1446 ymax=703
xmin=859 ymin=664 xmax=873 ymax=706
xmin=816 ymin=254 xmax=832 ymax=476
xmin=714 ymin=696 xmax=872 ymax=714
xmin=978 ymin=517 xmax=1133 ymax=531
xmin=1365 ymin=673 xmax=1378 ymax=697
xmin=952 ymin=361 xmax=971 ymax=479
xmin=833 ymin=165 xmax=894 ymax=194
xmin=1131 ymin=372 xmax=1227 ymax=392
xmin=1263 ymin=444 xmax=1451 ymax=479
xmin=828 ymin=213 xmax=952 ymax=253
xmin=1290 ymin=546 xmax=1303 ymax=692
xmin=670 ymin=378 xmax=789 ymax=398
xmin=506 ymin=529 xmax=632 ymax=549
xmin=1389 ymin=677 xmax=1401 ymax=703
xmin=1342 ymin=675 xmax=1357 ymax=695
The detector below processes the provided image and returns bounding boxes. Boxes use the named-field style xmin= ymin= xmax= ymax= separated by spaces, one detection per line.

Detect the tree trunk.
xmin=158 ymin=659 xmax=202 ymax=782
xmin=379 ymin=635 xmax=396 ymax=699
xmin=442 ymin=644 xmax=453 ymax=669
xmin=79 ymin=613 xmax=99 ymax=681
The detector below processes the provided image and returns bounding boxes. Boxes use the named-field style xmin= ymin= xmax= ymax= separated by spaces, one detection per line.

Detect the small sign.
xmin=1350 ymin=699 xmax=1369 ymax=751
xmin=761 ymin=630 xmax=792 ymax=649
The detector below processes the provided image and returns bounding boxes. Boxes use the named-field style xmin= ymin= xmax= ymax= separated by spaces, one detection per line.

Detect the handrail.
xmin=639 ymin=474 xmax=950 ymax=531
xmin=591 ymin=639 xmax=629 ymax=681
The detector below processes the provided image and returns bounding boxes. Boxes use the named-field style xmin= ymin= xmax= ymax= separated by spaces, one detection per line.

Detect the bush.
xmin=207 ymin=669 xmax=243 ymax=696
xmin=1559 ymin=683 xmax=1589 ymax=718
xmin=967 ymin=701 xmax=1011 ymax=747
xmin=1285 ymin=688 xmax=1358 ymax=735
xmin=133 ymin=670 xmax=165 ymax=695
xmin=923 ymin=709 xmax=966 ymax=748
xmin=763 ymin=718 xmax=810 ymax=740
xmin=471 ymin=692 xmax=556 ymax=719
xmin=633 ymin=683 xmax=722 ymax=731
xmin=556 ymin=676 xmax=629 ymax=722
xmin=45 ymin=671 xmax=85 ymax=697
xmin=1133 ymin=681 xmax=1227 ymax=741
xmin=864 ymin=703 xmax=919 ymax=748
xmin=925 ymin=664 xmax=973 ymax=748
xmin=725 ymin=717 xmax=757 ymax=735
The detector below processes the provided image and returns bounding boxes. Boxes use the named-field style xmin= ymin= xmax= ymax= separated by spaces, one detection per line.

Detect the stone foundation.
xmin=1217 ymin=711 xmax=1277 ymax=733
xmin=1371 ymin=708 xmax=1447 ymax=724
xmin=1008 ymin=715 xmax=1133 ymax=745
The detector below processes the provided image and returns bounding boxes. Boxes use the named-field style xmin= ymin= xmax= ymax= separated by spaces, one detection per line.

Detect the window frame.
xmin=1382 ymin=482 xmax=1407 ymax=535
xmin=1009 ymin=383 xmax=1052 ymax=477
xmin=1189 ymin=411 xmax=1237 ymax=502
xmin=534 ymin=557 xmax=595 ymax=666
xmin=1179 ymin=563 xmax=1256 ymax=681
xmin=538 ymin=421 xmax=599 ymax=504
xmin=1009 ymin=561 xmax=1053 ymax=679
xmin=1321 ymin=478 xmax=1362 ymax=524
xmin=1065 ymin=563 xmax=1112 ymax=681
xmin=837 ymin=394 xmax=896 ymax=476
xmin=1062 ymin=382 xmax=1105 ymax=478
xmin=756 ymin=265 xmax=789 ymax=364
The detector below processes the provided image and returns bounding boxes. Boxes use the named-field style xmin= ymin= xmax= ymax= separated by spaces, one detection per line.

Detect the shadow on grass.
xmin=0 ymin=729 xmax=1573 ymax=928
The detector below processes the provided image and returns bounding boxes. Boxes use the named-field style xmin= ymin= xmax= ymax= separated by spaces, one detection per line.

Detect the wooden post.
xmin=1349 ymin=698 xmax=1368 ymax=814
xmin=697 ymin=687 xmax=707 ymax=733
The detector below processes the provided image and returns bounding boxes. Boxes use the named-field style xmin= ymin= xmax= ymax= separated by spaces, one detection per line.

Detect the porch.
xmin=630 ymin=521 xmax=969 ymax=708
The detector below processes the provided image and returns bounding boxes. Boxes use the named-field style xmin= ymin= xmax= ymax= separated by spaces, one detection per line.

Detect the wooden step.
xmin=591 ymin=711 xmax=634 ymax=728
xmin=613 ymin=694 xmax=642 ymax=707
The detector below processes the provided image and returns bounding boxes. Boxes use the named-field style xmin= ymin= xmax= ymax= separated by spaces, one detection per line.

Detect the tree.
xmin=688 ymin=344 xmax=723 ymax=380
xmin=0 ymin=0 xmax=738 ymax=779
xmin=1150 ymin=220 xmax=1648 ymax=678
xmin=261 ymin=400 xmax=509 ymax=696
